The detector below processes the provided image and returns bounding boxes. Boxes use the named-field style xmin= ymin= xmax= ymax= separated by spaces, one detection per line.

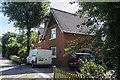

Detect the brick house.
xmin=33 ymin=27 xmax=45 ymax=49
xmin=34 ymin=8 xmax=94 ymax=66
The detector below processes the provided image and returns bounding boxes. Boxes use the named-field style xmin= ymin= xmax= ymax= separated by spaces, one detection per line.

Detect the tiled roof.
xmin=51 ymin=8 xmax=95 ymax=35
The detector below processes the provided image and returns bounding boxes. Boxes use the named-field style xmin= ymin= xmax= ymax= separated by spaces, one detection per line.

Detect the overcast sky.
xmin=0 ymin=0 xmax=78 ymax=36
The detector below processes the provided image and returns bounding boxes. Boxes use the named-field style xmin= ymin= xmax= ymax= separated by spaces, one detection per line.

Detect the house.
xmin=33 ymin=27 xmax=46 ymax=49
xmin=34 ymin=8 xmax=95 ymax=66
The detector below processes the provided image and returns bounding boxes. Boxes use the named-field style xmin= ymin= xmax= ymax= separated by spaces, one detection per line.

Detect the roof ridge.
xmin=51 ymin=8 xmax=76 ymax=15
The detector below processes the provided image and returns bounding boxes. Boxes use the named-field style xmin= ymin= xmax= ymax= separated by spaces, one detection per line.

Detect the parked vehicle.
xmin=27 ymin=49 xmax=52 ymax=68
xmin=68 ymin=53 xmax=95 ymax=70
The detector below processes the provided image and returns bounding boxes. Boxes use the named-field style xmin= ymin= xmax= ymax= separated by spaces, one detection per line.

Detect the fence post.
xmin=53 ymin=66 xmax=56 ymax=80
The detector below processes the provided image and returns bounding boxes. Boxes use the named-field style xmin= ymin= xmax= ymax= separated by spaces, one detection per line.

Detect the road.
xmin=0 ymin=56 xmax=53 ymax=80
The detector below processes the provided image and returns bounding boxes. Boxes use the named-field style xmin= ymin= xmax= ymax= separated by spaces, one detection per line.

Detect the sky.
xmin=0 ymin=0 xmax=79 ymax=36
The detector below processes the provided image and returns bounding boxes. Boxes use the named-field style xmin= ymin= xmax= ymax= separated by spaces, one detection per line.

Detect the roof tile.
xmin=51 ymin=8 xmax=95 ymax=35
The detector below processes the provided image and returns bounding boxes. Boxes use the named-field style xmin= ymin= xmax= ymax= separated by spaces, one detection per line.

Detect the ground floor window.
xmin=51 ymin=46 xmax=56 ymax=58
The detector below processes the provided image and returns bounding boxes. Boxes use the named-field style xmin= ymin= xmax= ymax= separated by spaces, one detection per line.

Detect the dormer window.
xmin=50 ymin=28 xmax=56 ymax=39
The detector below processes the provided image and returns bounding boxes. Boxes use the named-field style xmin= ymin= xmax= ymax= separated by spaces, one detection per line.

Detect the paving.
xmin=0 ymin=56 xmax=53 ymax=80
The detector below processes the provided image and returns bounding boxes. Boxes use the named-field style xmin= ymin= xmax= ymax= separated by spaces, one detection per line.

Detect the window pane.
xmin=51 ymin=47 xmax=56 ymax=57
xmin=52 ymin=29 xmax=56 ymax=33
xmin=39 ymin=35 xmax=41 ymax=40
xmin=52 ymin=48 xmax=55 ymax=51
xmin=53 ymin=33 xmax=56 ymax=38
xmin=38 ymin=35 xmax=41 ymax=43
xmin=51 ymin=28 xmax=56 ymax=39
xmin=52 ymin=51 xmax=55 ymax=56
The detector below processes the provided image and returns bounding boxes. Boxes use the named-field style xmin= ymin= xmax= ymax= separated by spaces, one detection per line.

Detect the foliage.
xmin=79 ymin=58 xmax=107 ymax=78
xmin=6 ymin=41 xmax=21 ymax=57
xmin=1 ymin=31 xmax=37 ymax=58
xmin=68 ymin=2 xmax=120 ymax=78
xmin=64 ymin=36 xmax=106 ymax=78
xmin=1 ymin=32 xmax=19 ymax=58
xmin=2 ymin=2 xmax=49 ymax=60
xmin=17 ymin=31 xmax=37 ymax=58
xmin=10 ymin=55 xmax=22 ymax=64
xmin=64 ymin=37 xmax=103 ymax=63
xmin=18 ymin=47 xmax=27 ymax=59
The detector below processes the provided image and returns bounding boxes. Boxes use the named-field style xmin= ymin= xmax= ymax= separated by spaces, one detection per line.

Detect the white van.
xmin=26 ymin=49 xmax=52 ymax=67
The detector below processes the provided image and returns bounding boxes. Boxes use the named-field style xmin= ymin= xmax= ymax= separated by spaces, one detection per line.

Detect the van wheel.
xmin=25 ymin=62 xmax=29 ymax=65
xmin=32 ymin=61 xmax=35 ymax=68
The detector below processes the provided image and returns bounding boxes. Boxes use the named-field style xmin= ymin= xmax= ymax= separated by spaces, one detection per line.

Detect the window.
xmin=51 ymin=47 xmax=56 ymax=58
xmin=51 ymin=28 xmax=56 ymax=39
xmin=38 ymin=47 xmax=41 ymax=49
xmin=38 ymin=35 xmax=41 ymax=43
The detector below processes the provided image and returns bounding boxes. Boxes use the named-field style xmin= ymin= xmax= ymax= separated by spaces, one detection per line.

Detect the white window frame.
xmin=38 ymin=35 xmax=41 ymax=43
xmin=51 ymin=47 xmax=56 ymax=58
xmin=50 ymin=28 xmax=56 ymax=40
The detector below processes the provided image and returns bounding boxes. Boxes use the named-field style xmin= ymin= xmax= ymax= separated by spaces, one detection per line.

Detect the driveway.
xmin=0 ymin=56 xmax=53 ymax=80
xmin=1 ymin=55 xmax=114 ymax=80
xmin=0 ymin=55 xmax=79 ymax=80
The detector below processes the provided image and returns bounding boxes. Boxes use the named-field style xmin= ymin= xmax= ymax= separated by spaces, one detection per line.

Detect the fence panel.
xmin=53 ymin=66 xmax=95 ymax=80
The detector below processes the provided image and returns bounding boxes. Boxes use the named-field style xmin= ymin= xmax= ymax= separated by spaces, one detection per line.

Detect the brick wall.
xmin=43 ymin=24 xmax=65 ymax=66
xmin=63 ymin=33 xmax=90 ymax=66
xmin=33 ymin=14 xmax=92 ymax=67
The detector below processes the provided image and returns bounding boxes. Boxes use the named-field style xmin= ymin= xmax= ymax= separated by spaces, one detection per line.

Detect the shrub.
xmin=18 ymin=47 xmax=27 ymax=58
xmin=79 ymin=58 xmax=107 ymax=79
xmin=10 ymin=55 xmax=22 ymax=64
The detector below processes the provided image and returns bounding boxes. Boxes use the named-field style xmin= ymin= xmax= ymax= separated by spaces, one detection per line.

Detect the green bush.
xmin=10 ymin=55 xmax=22 ymax=64
xmin=79 ymin=58 xmax=107 ymax=79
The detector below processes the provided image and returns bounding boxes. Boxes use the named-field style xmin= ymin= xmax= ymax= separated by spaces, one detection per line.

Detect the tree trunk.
xmin=24 ymin=27 xmax=31 ymax=63
xmin=26 ymin=28 xmax=30 ymax=56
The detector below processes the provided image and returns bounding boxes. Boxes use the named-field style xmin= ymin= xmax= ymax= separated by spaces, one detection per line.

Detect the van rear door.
xmin=37 ymin=49 xmax=52 ymax=65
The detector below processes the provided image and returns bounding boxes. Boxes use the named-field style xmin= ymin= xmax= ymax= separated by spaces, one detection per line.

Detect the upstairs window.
xmin=51 ymin=28 xmax=56 ymax=39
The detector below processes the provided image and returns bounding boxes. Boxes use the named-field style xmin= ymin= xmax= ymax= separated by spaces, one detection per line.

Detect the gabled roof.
xmin=51 ymin=8 xmax=95 ymax=35
xmin=38 ymin=27 xmax=44 ymax=35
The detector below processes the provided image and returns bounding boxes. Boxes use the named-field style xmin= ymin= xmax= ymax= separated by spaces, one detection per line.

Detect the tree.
xmin=1 ymin=32 xmax=19 ymax=57
xmin=1 ymin=31 xmax=37 ymax=59
xmin=69 ymin=2 xmax=120 ymax=78
xmin=17 ymin=31 xmax=37 ymax=58
xmin=2 ymin=2 xmax=49 ymax=61
xmin=0 ymin=36 xmax=2 ymax=54
xmin=64 ymin=37 xmax=106 ymax=79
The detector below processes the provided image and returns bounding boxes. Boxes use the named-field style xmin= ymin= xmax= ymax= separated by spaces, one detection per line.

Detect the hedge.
xmin=10 ymin=55 xmax=22 ymax=64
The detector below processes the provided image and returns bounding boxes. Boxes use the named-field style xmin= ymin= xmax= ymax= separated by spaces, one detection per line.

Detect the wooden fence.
xmin=53 ymin=66 xmax=116 ymax=80
xmin=53 ymin=66 xmax=94 ymax=80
